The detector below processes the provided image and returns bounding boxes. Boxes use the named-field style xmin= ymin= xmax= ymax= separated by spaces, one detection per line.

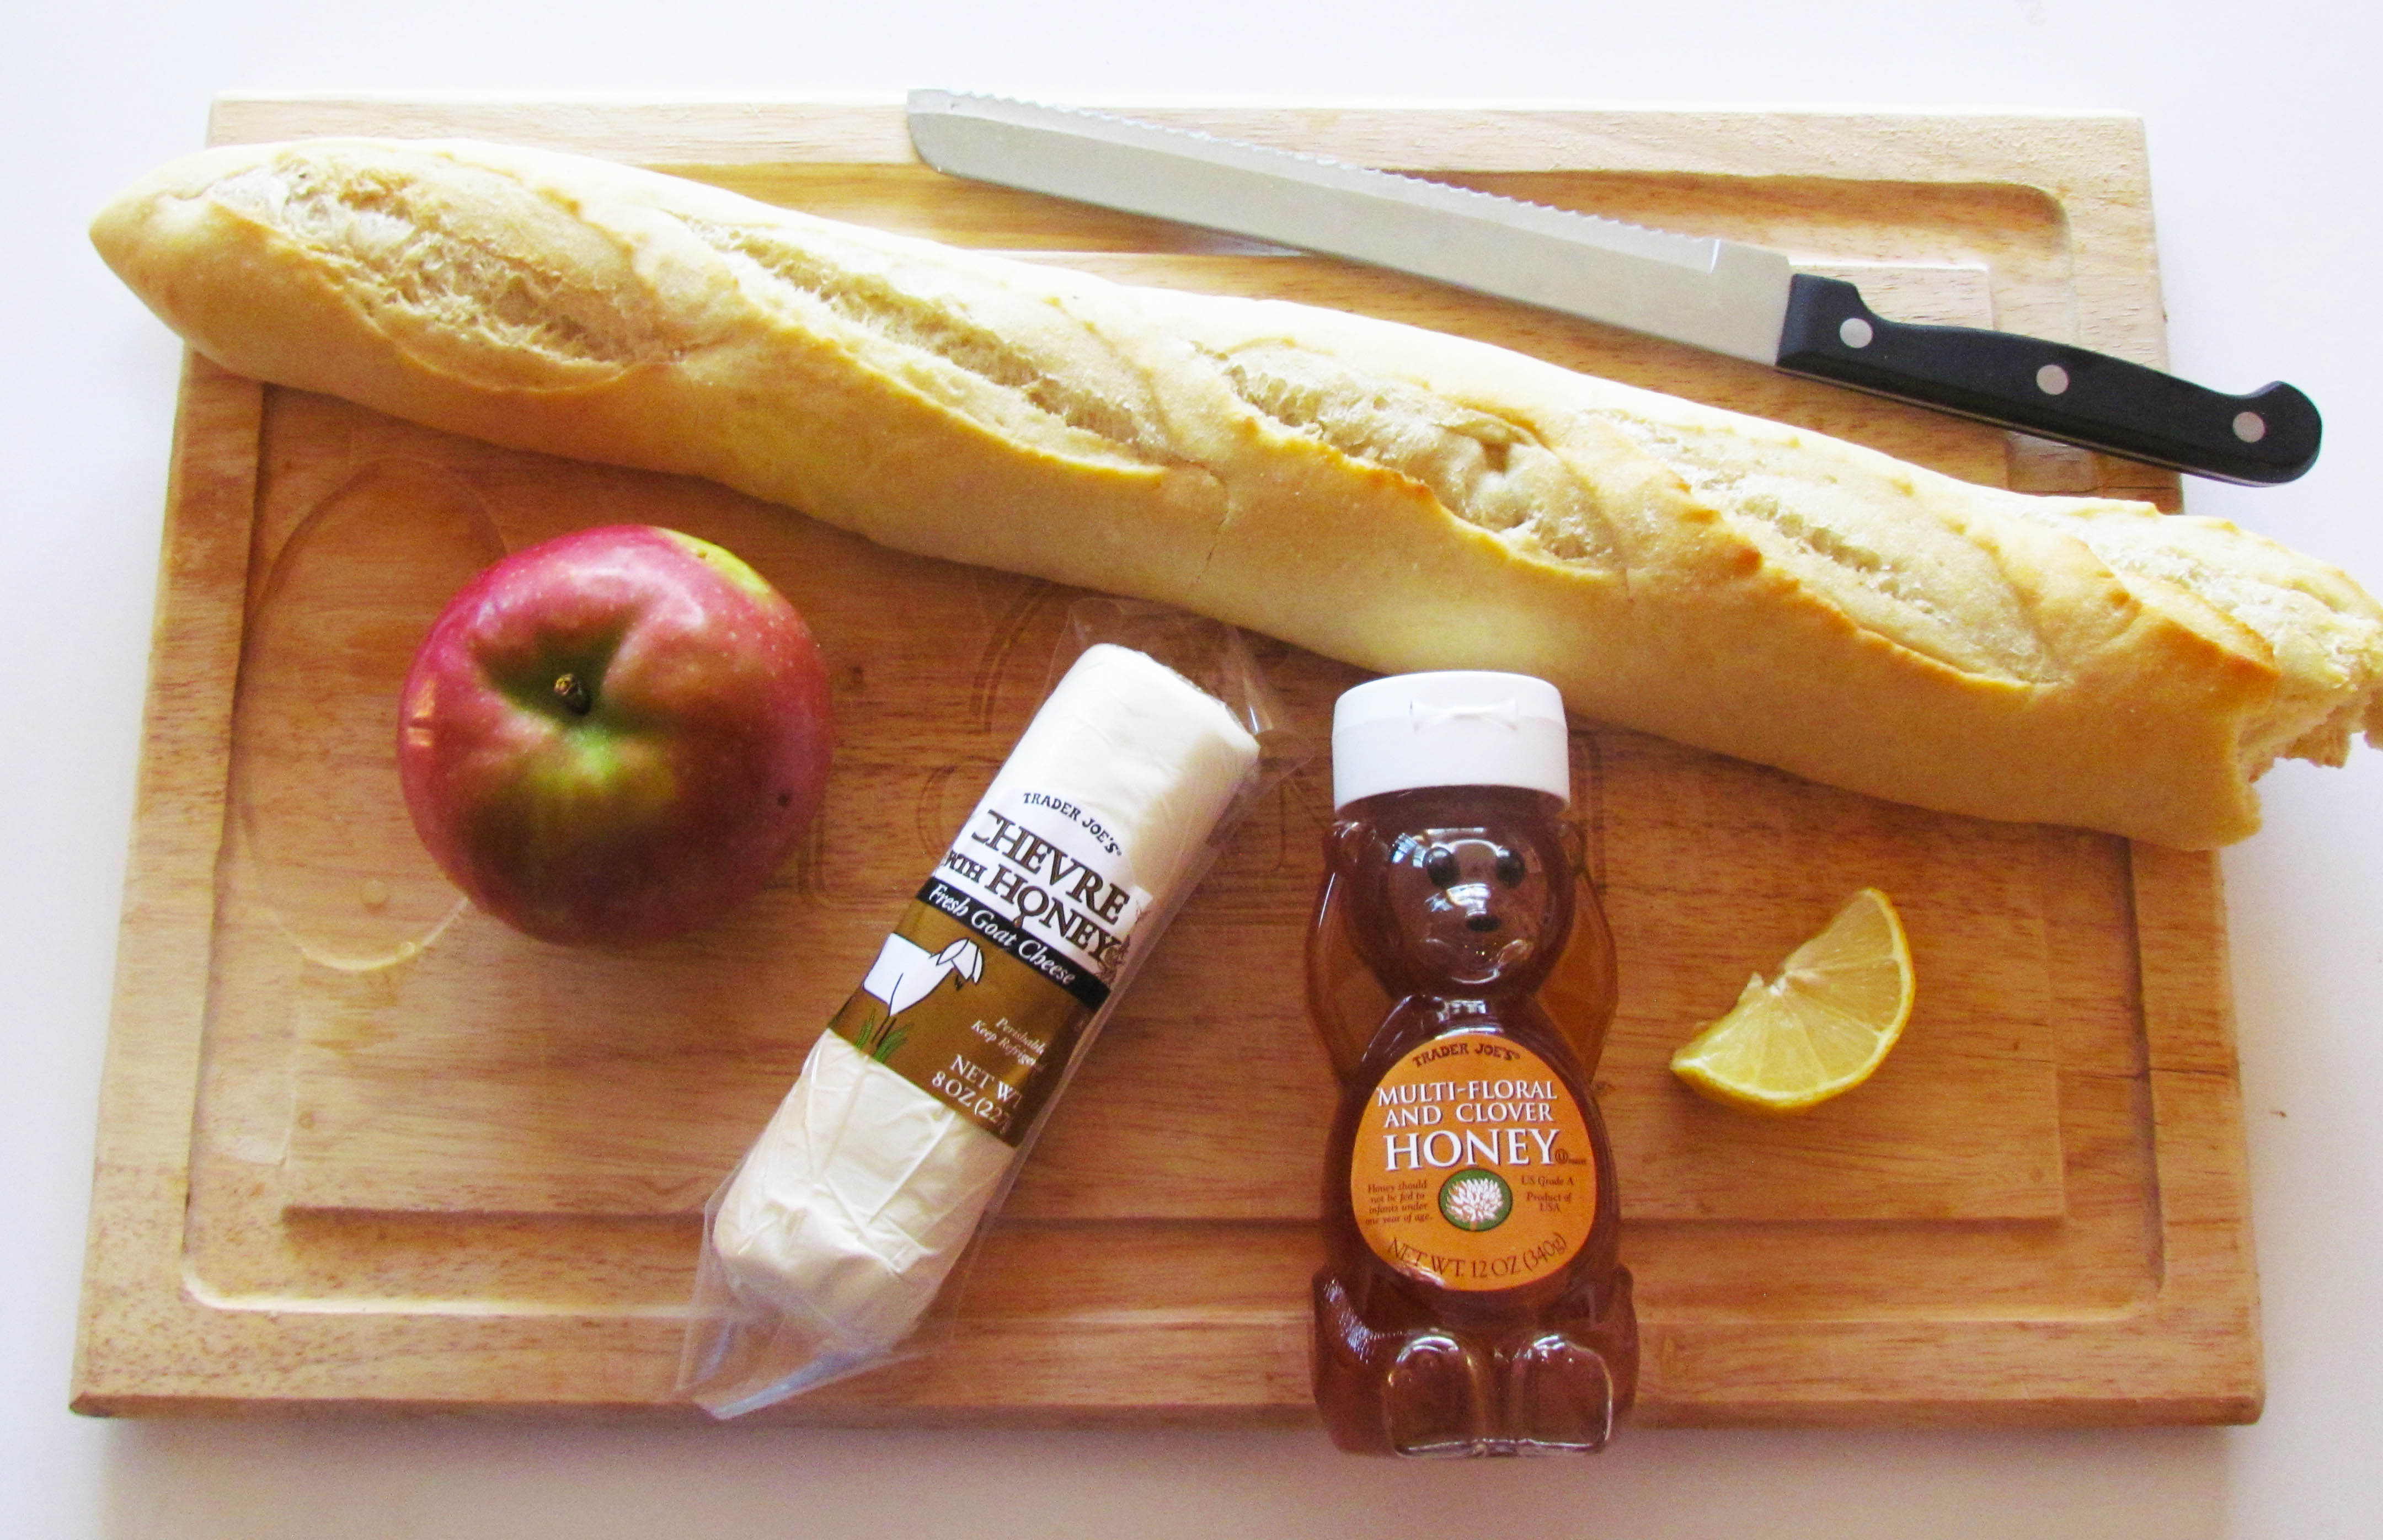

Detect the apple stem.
xmin=552 ymin=672 xmax=594 ymax=715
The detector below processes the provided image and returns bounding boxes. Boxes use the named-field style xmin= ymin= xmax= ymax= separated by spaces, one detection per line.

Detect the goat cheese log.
xmin=696 ymin=644 xmax=1259 ymax=1408
xmin=92 ymin=137 xmax=2383 ymax=847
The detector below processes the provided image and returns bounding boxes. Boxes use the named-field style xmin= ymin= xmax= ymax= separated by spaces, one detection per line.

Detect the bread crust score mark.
xmin=90 ymin=137 xmax=2383 ymax=848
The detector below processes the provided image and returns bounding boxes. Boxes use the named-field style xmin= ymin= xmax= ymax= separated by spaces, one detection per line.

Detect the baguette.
xmin=92 ymin=137 xmax=2383 ymax=848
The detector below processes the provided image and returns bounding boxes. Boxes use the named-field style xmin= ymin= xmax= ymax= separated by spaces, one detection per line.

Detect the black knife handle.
xmin=1775 ymin=274 xmax=2320 ymax=485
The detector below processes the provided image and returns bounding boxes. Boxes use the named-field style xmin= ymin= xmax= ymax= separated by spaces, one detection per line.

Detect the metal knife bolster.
xmin=1776 ymin=276 xmax=2321 ymax=486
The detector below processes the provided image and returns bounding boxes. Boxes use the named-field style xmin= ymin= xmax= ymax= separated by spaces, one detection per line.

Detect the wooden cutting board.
xmin=72 ymin=98 xmax=2259 ymax=1425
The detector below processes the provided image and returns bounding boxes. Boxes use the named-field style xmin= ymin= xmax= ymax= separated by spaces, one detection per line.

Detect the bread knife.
xmin=906 ymin=90 xmax=2320 ymax=486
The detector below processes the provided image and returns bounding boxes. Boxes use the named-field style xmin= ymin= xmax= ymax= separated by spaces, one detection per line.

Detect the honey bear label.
xmin=1351 ymin=1030 xmax=1596 ymax=1291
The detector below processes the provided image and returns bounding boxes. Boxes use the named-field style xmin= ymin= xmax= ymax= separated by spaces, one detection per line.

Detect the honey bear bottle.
xmin=1308 ymin=671 xmax=1637 ymax=1457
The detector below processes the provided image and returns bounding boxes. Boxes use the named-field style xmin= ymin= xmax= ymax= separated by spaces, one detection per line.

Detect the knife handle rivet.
xmin=2035 ymin=363 xmax=2071 ymax=396
xmin=1838 ymin=317 xmax=1874 ymax=349
xmin=2234 ymin=411 xmax=2268 ymax=443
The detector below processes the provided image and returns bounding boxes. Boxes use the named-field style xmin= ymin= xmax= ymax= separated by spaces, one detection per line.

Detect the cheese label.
xmin=827 ymin=785 xmax=1149 ymax=1145
xmin=1350 ymin=1031 xmax=1596 ymax=1292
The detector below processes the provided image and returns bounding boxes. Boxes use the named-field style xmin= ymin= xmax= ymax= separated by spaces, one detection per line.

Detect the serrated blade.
xmin=905 ymin=89 xmax=1795 ymax=365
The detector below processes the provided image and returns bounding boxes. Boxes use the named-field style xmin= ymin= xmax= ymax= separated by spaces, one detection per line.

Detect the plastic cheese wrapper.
xmin=678 ymin=607 xmax=1297 ymax=1416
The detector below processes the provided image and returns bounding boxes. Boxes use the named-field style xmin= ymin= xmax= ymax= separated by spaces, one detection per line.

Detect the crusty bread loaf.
xmin=92 ymin=137 xmax=2383 ymax=848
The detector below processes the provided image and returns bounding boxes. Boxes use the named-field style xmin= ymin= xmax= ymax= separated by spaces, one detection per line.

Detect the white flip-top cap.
xmin=1331 ymin=671 xmax=1570 ymax=810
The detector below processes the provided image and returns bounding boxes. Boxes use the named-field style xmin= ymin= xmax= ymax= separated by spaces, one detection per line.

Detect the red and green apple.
xmin=398 ymin=525 xmax=831 ymax=947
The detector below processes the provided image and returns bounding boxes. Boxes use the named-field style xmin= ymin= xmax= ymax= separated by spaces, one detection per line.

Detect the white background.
xmin=8 ymin=2 xmax=2380 ymax=1535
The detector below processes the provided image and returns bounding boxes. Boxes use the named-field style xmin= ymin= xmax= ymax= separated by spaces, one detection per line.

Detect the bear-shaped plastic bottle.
xmin=1308 ymin=671 xmax=1637 ymax=1457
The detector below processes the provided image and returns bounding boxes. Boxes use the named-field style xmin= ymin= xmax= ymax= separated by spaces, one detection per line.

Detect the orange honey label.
xmin=1351 ymin=1031 xmax=1595 ymax=1292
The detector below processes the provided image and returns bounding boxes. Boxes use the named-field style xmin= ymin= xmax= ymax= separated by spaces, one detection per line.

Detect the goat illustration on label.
xmin=848 ymin=935 xmax=986 ymax=1061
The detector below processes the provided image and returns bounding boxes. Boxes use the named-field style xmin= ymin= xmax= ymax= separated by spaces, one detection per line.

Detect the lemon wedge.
xmin=1669 ymin=888 xmax=1914 ymax=1115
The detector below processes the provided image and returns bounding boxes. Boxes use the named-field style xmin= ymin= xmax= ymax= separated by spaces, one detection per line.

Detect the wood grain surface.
xmin=71 ymin=99 xmax=2259 ymax=1425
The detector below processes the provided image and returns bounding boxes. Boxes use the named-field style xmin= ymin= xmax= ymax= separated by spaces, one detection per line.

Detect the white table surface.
xmin=9 ymin=2 xmax=2380 ymax=1534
